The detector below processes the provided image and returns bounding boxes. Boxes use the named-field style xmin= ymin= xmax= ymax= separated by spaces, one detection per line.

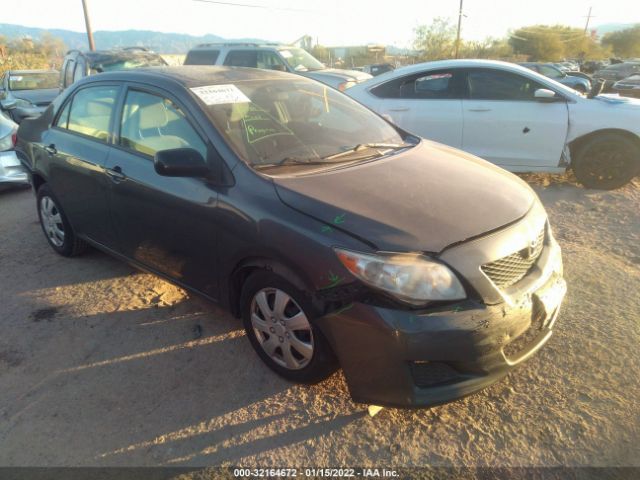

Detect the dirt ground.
xmin=0 ymin=176 xmax=639 ymax=468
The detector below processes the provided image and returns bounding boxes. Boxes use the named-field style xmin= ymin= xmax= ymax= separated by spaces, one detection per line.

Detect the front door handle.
xmin=44 ymin=144 xmax=57 ymax=155
xmin=105 ymin=165 xmax=126 ymax=182
xmin=388 ymin=107 xmax=410 ymax=112
xmin=468 ymin=108 xmax=491 ymax=112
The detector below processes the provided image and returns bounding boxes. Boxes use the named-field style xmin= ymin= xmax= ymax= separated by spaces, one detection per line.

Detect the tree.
xmin=459 ymin=38 xmax=514 ymax=59
xmin=413 ymin=17 xmax=457 ymax=61
xmin=602 ymin=25 xmax=640 ymax=58
xmin=508 ymin=24 xmax=604 ymax=61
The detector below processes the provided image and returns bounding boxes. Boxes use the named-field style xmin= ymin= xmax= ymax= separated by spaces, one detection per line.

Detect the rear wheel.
xmin=572 ymin=134 xmax=639 ymax=190
xmin=37 ymin=184 xmax=88 ymax=256
xmin=240 ymin=271 xmax=337 ymax=384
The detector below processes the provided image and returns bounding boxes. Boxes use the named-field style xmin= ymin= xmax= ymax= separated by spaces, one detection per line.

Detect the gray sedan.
xmin=0 ymin=113 xmax=27 ymax=187
xmin=520 ymin=63 xmax=591 ymax=93
xmin=0 ymin=70 xmax=60 ymax=123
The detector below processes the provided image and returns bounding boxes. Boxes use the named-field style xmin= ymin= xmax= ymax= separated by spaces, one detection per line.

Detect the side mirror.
xmin=0 ymin=98 xmax=17 ymax=110
xmin=154 ymin=148 xmax=211 ymax=178
xmin=534 ymin=88 xmax=561 ymax=102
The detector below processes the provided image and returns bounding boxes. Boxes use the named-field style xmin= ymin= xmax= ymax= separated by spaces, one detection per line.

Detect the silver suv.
xmin=184 ymin=43 xmax=372 ymax=91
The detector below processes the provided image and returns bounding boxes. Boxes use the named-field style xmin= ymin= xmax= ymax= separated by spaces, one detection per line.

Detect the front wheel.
xmin=37 ymin=184 xmax=88 ymax=256
xmin=240 ymin=271 xmax=337 ymax=384
xmin=572 ymin=134 xmax=639 ymax=190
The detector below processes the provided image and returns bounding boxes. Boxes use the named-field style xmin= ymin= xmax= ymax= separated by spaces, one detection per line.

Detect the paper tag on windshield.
xmin=190 ymin=84 xmax=250 ymax=105
xmin=280 ymin=50 xmax=293 ymax=58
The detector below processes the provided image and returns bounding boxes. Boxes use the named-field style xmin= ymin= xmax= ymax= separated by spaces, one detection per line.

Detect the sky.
xmin=3 ymin=0 xmax=640 ymax=48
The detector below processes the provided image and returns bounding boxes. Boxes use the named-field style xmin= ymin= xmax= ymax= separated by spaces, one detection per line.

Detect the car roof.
xmin=189 ymin=43 xmax=292 ymax=51
xmin=372 ymin=59 xmax=542 ymax=80
xmin=77 ymin=65 xmax=297 ymax=89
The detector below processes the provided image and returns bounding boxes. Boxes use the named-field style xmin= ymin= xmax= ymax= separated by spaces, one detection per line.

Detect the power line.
xmin=192 ymin=0 xmax=314 ymax=13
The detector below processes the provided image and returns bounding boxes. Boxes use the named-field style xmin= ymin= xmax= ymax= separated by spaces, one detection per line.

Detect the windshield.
xmin=8 ymin=72 xmax=58 ymax=91
xmin=539 ymin=65 xmax=563 ymax=79
xmin=91 ymin=54 xmax=167 ymax=73
xmin=202 ymin=78 xmax=407 ymax=170
xmin=277 ymin=48 xmax=324 ymax=72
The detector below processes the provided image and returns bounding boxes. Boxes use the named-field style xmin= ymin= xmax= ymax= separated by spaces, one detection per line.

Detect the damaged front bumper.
xmin=316 ymin=205 xmax=566 ymax=408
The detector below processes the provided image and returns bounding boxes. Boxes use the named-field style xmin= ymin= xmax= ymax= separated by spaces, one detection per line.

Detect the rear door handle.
xmin=388 ymin=107 xmax=409 ymax=112
xmin=468 ymin=108 xmax=491 ymax=112
xmin=105 ymin=165 xmax=126 ymax=182
xmin=44 ymin=144 xmax=57 ymax=155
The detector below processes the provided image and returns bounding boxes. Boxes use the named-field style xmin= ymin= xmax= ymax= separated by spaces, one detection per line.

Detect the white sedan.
xmin=346 ymin=59 xmax=640 ymax=189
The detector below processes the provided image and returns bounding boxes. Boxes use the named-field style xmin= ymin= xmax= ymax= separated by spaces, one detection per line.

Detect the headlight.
xmin=334 ymin=248 xmax=466 ymax=304
xmin=338 ymin=81 xmax=356 ymax=91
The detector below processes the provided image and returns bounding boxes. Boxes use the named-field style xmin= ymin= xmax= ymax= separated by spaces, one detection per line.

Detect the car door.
xmin=105 ymin=85 xmax=221 ymax=299
xmin=367 ymin=68 xmax=465 ymax=148
xmin=461 ymin=68 xmax=569 ymax=170
xmin=44 ymin=83 xmax=120 ymax=245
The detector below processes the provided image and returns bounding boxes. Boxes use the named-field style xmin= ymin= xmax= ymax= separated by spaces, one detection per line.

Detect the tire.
xmin=36 ymin=184 xmax=88 ymax=256
xmin=573 ymin=134 xmax=639 ymax=190
xmin=574 ymin=84 xmax=587 ymax=93
xmin=240 ymin=271 xmax=338 ymax=384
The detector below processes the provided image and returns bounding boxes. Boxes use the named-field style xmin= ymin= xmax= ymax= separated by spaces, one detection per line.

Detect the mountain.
xmin=594 ymin=23 xmax=638 ymax=36
xmin=0 ymin=23 xmax=269 ymax=53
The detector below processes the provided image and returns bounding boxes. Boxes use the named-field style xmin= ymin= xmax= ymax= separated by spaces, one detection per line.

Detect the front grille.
xmin=410 ymin=361 xmax=460 ymax=388
xmin=481 ymin=226 xmax=546 ymax=289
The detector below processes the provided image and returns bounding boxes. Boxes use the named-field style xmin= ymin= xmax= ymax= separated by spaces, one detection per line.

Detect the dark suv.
xmin=60 ymin=47 xmax=167 ymax=90
xmin=17 ymin=66 xmax=566 ymax=408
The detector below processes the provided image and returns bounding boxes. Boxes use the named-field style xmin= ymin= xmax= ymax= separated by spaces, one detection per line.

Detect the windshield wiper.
xmin=322 ymin=143 xmax=411 ymax=161
xmin=253 ymin=157 xmax=336 ymax=170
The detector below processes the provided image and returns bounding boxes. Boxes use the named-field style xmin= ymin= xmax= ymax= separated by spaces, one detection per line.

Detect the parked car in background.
xmin=184 ymin=43 xmax=372 ymax=91
xmin=520 ymin=63 xmax=591 ymax=93
xmin=60 ymin=47 xmax=167 ymax=90
xmin=347 ymin=59 xmax=640 ymax=189
xmin=582 ymin=60 xmax=606 ymax=74
xmin=593 ymin=62 xmax=640 ymax=90
xmin=613 ymin=75 xmax=640 ymax=99
xmin=0 ymin=113 xmax=27 ymax=187
xmin=361 ymin=63 xmax=395 ymax=76
xmin=0 ymin=70 xmax=59 ymax=123
xmin=16 ymin=66 xmax=566 ymax=408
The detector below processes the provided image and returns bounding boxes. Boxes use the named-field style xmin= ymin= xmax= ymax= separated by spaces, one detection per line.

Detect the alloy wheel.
xmin=250 ymin=287 xmax=314 ymax=370
xmin=40 ymin=196 xmax=65 ymax=247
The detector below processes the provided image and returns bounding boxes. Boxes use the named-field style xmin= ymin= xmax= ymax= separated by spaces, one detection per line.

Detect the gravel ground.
xmin=0 ymin=177 xmax=639 ymax=468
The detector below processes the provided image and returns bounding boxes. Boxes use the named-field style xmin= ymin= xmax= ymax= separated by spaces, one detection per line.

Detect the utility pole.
xmin=583 ymin=6 xmax=594 ymax=35
xmin=454 ymin=0 xmax=463 ymax=59
xmin=81 ymin=0 xmax=96 ymax=51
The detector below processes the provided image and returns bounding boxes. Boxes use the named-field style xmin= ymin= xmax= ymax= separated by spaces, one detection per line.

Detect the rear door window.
xmin=223 ymin=50 xmax=258 ymax=68
xmin=65 ymin=85 xmax=119 ymax=141
xmin=185 ymin=49 xmax=220 ymax=65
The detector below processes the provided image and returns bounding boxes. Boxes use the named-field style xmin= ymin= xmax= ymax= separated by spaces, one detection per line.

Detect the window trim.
xmin=51 ymin=82 xmax=123 ymax=145
xmin=112 ymin=82 xmax=210 ymax=163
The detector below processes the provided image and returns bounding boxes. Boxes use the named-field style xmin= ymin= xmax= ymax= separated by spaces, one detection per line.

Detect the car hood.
xmin=273 ymin=141 xmax=536 ymax=253
xmin=301 ymin=68 xmax=372 ymax=84
xmin=12 ymin=88 xmax=59 ymax=106
xmin=592 ymin=94 xmax=640 ymax=107
xmin=616 ymin=75 xmax=640 ymax=86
